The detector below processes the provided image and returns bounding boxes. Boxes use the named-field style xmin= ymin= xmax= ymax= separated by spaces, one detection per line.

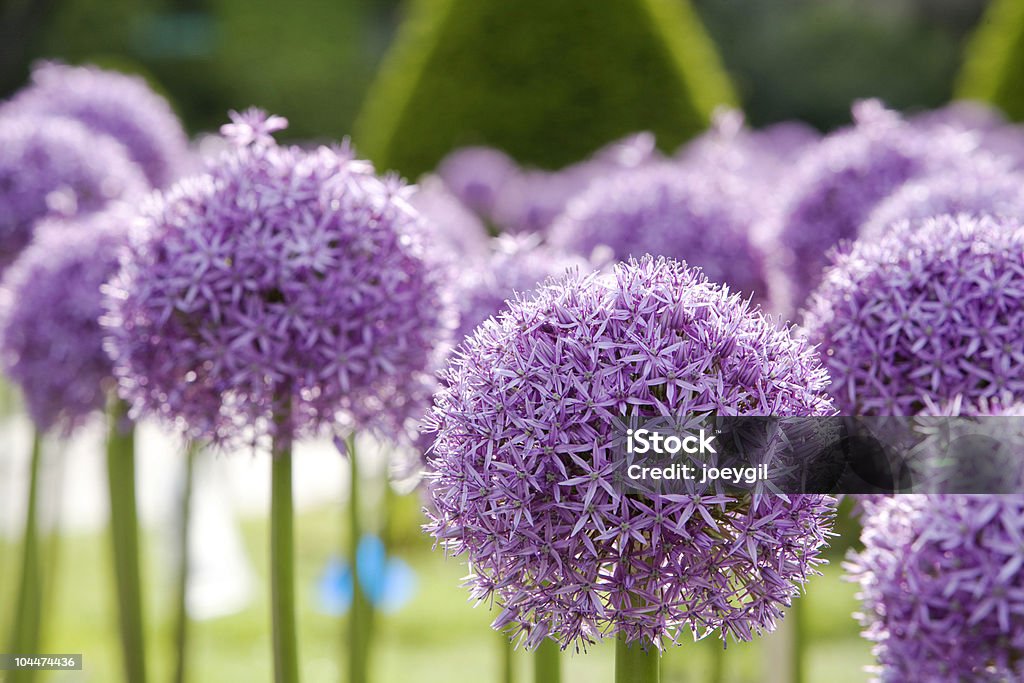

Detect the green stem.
xmin=533 ymin=639 xmax=561 ymax=683
xmin=499 ymin=632 xmax=514 ymax=683
xmin=7 ymin=431 xmax=43 ymax=683
xmin=107 ymin=399 xmax=147 ymax=683
xmin=271 ymin=433 xmax=299 ymax=683
xmin=172 ymin=443 xmax=198 ymax=683
xmin=790 ymin=597 xmax=805 ymax=683
xmin=614 ymin=634 xmax=659 ymax=683
xmin=347 ymin=435 xmax=371 ymax=683
xmin=708 ymin=639 xmax=724 ymax=683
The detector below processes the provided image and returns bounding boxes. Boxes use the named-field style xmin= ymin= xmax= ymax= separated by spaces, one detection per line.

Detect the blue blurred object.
xmin=316 ymin=534 xmax=416 ymax=615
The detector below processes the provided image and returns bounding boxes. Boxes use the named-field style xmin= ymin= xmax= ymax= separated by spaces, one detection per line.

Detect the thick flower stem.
xmin=7 ymin=431 xmax=43 ymax=683
xmin=533 ymin=639 xmax=561 ymax=683
xmin=790 ymin=597 xmax=805 ymax=683
xmin=499 ymin=632 xmax=514 ymax=683
xmin=172 ymin=443 xmax=198 ymax=683
xmin=614 ymin=634 xmax=660 ymax=683
xmin=271 ymin=433 xmax=300 ymax=683
xmin=347 ymin=434 xmax=371 ymax=683
xmin=708 ymin=640 xmax=724 ymax=683
xmin=106 ymin=398 xmax=147 ymax=683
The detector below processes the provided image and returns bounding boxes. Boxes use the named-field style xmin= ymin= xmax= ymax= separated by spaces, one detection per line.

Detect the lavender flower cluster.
xmin=103 ymin=109 xmax=452 ymax=447
xmin=0 ymin=208 xmax=131 ymax=432
xmin=0 ymin=116 xmax=146 ymax=272
xmin=426 ymin=256 xmax=836 ymax=649
xmin=2 ymin=62 xmax=192 ymax=187
xmin=802 ymin=213 xmax=1024 ymax=416
xmin=847 ymin=493 xmax=1024 ymax=682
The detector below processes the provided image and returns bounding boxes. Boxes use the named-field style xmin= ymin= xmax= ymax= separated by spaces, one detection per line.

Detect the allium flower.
xmin=104 ymin=109 xmax=452 ymax=448
xmin=678 ymin=109 xmax=818 ymax=182
xmin=3 ymin=62 xmax=191 ymax=187
xmin=409 ymin=175 xmax=490 ymax=261
xmin=859 ymin=167 xmax=1024 ymax=242
xmin=846 ymin=494 xmax=1024 ymax=682
xmin=0 ymin=116 xmax=147 ymax=271
xmin=762 ymin=100 xmax=985 ymax=313
xmin=0 ymin=208 xmax=131 ymax=433
xmin=451 ymin=234 xmax=589 ymax=344
xmin=426 ymin=256 xmax=836 ymax=650
xmin=437 ymin=146 xmax=519 ymax=221
xmin=547 ymin=163 xmax=769 ymax=301
xmin=802 ymin=213 xmax=1024 ymax=416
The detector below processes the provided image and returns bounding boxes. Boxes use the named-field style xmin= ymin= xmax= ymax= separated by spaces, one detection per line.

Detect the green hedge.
xmin=957 ymin=0 xmax=1024 ymax=120
xmin=355 ymin=0 xmax=737 ymax=178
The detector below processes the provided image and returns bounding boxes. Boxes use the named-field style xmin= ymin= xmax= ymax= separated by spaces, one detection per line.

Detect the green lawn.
xmin=1 ymin=502 xmax=872 ymax=683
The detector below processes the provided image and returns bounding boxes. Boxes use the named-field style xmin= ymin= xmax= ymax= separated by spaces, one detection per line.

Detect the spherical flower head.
xmin=802 ymin=213 xmax=1024 ymax=416
xmin=0 ymin=115 xmax=147 ymax=272
xmin=104 ymin=109 xmax=453 ymax=448
xmin=678 ymin=108 xmax=818 ymax=183
xmin=860 ymin=166 xmax=1024 ymax=242
xmin=490 ymin=133 xmax=661 ymax=236
xmin=427 ymin=256 xmax=837 ymax=650
xmin=3 ymin=62 xmax=191 ymax=187
xmin=409 ymin=175 xmax=490 ymax=261
xmin=0 ymin=207 xmax=132 ymax=433
xmin=846 ymin=494 xmax=1024 ymax=681
xmin=437 ymin=146 xmax=519 ymax=221
xmin=763 ymin=100 xmax=981 ymax=314
xmin=548 ymin=163 xmax=769 ymax=302
xmin=451 ymin=233 xmax=589 ymax=344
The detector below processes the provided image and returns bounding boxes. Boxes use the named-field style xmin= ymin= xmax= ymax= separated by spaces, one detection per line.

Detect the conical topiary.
xmin=355 ymin=0 xmax=737 ymax=178
xmin=957 ymin=0 xmax=1024 ymax=120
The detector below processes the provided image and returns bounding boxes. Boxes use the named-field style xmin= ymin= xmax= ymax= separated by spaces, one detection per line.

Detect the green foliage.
xmin=355 ymin=0 xmax=736 ymax=178
xmin=957 ymin=0 xmax=1024 ymax=120
xmin=31 ymin=0 xmax=382 ymax=139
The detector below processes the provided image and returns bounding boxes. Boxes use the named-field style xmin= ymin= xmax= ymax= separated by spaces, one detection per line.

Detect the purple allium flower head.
xmin=678 ymin=109 xmax=818 ymax=182
xmin=103 ymin=109 xmax=453 ymax=448
xmin=846 ymin=493 xmax=1024 ymax=682
xmin=547 ymin=163 xmax=769 ymax=302
xmin=802 ymin=213 xmax=1024 ymax=416
xmin=437 ymin=146 xmax=519 ymax=221
xmin=451 ymin=233 xmax=590 ymax=345
xmin=3 ymin=62 xmax=191 ymax=187
xmin=490 ymin=133 xmax=661 ymax=236
xmin=426 ymin=256 xmax=837 ymax=650
xmin=0 ymin=206 xmax=132 ymax=433
xmin=409 ymin=175 xmax=490 ymax=261
xmin=762 ymin=100 xmax=983 ymax=314
xmin=859 ymin=167 xmax=1024 ymax=242
xmin=0 ymin=115 xmax=147 ymax=272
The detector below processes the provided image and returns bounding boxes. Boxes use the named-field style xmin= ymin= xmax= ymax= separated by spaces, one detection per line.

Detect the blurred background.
xmin=0 ymin=0 xmax=991 ymax=141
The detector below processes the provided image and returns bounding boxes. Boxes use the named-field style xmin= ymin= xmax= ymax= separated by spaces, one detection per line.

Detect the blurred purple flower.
xmin=2 ymin=62 xmax=191 ymax=188
xmin=452 ymin=233 xmax=590 ymax=344
xmin=408 ymin=175 xmax=490 ymax=261
xmin=762 ymin=100 xmax=987 ymax=314
xmin=846 ymin=493 xmax=1024 ymax=681
xmin=426 ymin=256 xmax=836 ymax=650
xmin=437 ymin=146 xmax=519 ymax=222
xmin=678 ymin=109 xmax=818 ymax=183
xmin=859 ymin=166 xmax=1024 ymax=242
xmin=547 ymin=163 xmax=769 ymax=302
xmin=103 ymin=109 xmax=453 ymax=448
xmin=0 ymin=116 xmax=147 ymax=272
xmin=0 ymin=207 xmax=132 ymax=433
xmin=802 ymin=213 xmax=1024 ymax=416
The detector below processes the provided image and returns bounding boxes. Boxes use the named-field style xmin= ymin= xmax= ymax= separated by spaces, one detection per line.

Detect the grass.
xmin=1 ymin=500 xmax=873 ymax=682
